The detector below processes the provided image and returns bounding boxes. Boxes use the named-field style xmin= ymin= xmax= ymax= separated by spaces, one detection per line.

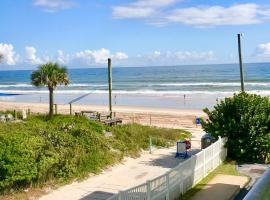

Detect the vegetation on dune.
xmin=31 ymin=62 xmax=69 ymax=118
xmin=0 ymin=114 xmax=190 ymax=193
xmin=202 ymin=92 xmax=270 ymax=163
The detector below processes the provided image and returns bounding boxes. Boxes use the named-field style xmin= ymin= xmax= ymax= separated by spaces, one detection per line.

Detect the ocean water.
xmin=0 ymin=63 xmax=270 ymax=109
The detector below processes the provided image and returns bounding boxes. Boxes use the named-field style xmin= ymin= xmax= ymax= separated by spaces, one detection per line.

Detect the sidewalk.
xmin=190 ymin=175 xmax=249 ymax=200
xmin=39 ymin=128 xmax=203 ymax=200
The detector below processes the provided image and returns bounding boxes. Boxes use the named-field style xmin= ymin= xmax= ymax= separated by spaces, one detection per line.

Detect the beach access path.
xmin=39 ymin=127 xmax=204 ymax=200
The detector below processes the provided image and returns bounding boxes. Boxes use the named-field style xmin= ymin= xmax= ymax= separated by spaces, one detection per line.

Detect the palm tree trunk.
xmin=49 ymin=87 xmax=54 ymax=118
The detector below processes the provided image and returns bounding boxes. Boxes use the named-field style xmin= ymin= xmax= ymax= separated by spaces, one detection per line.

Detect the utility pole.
xmin=108 ymin=58 xmax=112 ymax=118
xmin=237 ymin=33 xmax=245 ymax=92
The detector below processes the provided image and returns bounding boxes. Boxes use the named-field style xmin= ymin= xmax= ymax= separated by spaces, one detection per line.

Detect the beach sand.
xmin=0 ymin=101 xmax=206 ymax=128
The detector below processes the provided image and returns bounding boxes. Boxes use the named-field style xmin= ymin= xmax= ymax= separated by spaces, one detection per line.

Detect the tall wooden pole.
xmin=237 ymin=33 xmax=245 ymax=92
xmin=108 ymin=58 xmax=112 ymax=118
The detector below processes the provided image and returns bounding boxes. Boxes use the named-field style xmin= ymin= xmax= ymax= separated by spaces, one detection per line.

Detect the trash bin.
xmin=201 ymin=133 xmax=216 ymax=149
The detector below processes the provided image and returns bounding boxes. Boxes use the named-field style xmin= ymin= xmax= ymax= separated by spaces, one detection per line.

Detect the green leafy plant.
xmin=0 ymin=115 xmax=190 ymax=193
xmin=202 ymin=92 xmax=270 ymax=163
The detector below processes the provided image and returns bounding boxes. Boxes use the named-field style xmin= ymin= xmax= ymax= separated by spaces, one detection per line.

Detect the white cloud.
xmin=146 ymin=50 xmax=214 ymax=62
xmin=74 ymin=48 xmax=111 ymax=65
xmin=33 ymin=0 xmax=75 ymax=12
xmin=113 ymin=0 xmax=178 ymax=18
xmin=74 ymin=48 xmax=128 ymax=65
xmin=113 ymin=7 xmax=156 ymax=18
xmin=113 ymin=2 xmax=270 ymax=27
xmin=256 ymin=43 xmax=270 ymax=59
xmin=0 ymin=44 xmax=215 ymax=67
xmin=25 ymin=46 xmax=44 ymax=65
xmin=0 ymin=43 xmax=19 ymax=65
xmin=57 ymin=50 xmax=70 ymax=65
xmin=114 ymin=52 xmax=129 ymax=60
xmin=167 ymin=4 xmax=261 ymax=27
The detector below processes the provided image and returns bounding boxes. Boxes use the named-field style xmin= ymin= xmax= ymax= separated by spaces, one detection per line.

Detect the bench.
xmin=103 ymin=118 xmax=123 ymax=126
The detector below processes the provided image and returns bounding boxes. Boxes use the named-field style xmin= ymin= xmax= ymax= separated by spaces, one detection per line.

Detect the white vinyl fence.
xmin=108 ymin=137 xmax=227 ymax=200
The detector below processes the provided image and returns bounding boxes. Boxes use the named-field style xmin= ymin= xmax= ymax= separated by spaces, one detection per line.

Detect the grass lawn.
xmin=181 ymin=160 xmax=249 ymax=200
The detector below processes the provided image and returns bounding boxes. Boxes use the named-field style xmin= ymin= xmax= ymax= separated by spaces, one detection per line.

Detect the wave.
xmin=1 ymin=82 xmax=270 ymax=88
xmin=2 ymin=89 xmax=270 ymax=96
xmin=0 ymin=83 xmax=108 ymax=88
xmin=155 ymin=82 xmax=270 ymax=87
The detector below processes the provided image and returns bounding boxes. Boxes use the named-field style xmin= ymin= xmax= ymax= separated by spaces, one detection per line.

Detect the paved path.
xmin=39 ymin=127 xmax=203 ymax=200
xmin=190 ymin=175 xmax=249 ymax=200
xmin=39 ymin=148 xmax=195 ymax=200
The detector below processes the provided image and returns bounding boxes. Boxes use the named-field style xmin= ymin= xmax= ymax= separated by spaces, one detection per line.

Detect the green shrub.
xmin=0 ymin=115 xmax=189 ymax=193
xmin=202 ymin=92 xmax=270 ymax=163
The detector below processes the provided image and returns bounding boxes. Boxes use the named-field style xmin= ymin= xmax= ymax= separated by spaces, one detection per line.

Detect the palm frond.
xmin=30 ymin=62 xmax=70 ymax=89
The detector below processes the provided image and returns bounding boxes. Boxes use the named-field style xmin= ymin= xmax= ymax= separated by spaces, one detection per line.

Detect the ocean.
xmin=0 ymin=63 xmax=270 ymax=109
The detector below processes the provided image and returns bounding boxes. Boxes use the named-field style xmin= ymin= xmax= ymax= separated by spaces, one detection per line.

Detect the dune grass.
xmin=0 ymin=114 xmax=190 ymax=195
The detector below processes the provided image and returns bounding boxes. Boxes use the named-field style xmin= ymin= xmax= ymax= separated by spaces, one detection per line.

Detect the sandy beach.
xmin=0 ymin=101 xmax=206 ymax=129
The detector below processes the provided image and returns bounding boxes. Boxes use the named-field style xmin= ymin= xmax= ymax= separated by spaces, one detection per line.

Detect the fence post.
xmin=150 ymin=114 xmax=152 ymax=125
xmin=54 ymin=104 xmax=58 ymax=114
xmin=166 ymin=173 xmax=170 ymax=199
xmin=147 ymin=180 xmax=151 ymax=200
xmin=211 ymin=142 xmax=214 ymax=170
xmin=69 ymin=103 xmax=72 ymax=115
xmin=118 ymin=191 xmax=123 ymax=200
xmin=218 ymin=138 xmax=222 ymax=164
xmin=14 ymin=110 xmax=17 ymax=120
xmin=149 ymin=137 xmax=152 ymax=154
xmin=203 ymin=149 xmax=206 ymax=177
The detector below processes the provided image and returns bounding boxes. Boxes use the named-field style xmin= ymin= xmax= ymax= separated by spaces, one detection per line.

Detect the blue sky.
xmin=0 ymin=0 xmax=270 ymax=69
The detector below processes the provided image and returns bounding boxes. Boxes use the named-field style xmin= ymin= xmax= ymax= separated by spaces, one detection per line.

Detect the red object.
xmin=184 ymin=140 xmax=191 ymax=150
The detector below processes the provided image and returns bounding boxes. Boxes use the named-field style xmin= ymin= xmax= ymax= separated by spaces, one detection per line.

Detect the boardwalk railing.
xmin=108 ymin=137 xmax=227 ymax=200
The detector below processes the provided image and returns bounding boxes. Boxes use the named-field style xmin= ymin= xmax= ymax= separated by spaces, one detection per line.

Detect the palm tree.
xmin=31 ymin=62 xmax=69 ymax=118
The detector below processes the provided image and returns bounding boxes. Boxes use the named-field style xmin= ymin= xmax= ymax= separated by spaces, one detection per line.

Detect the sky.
xmin=0 ymin=0 xmax=270 ymax=70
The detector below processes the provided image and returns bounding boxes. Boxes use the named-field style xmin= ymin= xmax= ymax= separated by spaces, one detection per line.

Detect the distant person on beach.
xmin=114 ymin=95 xmax=117 ymax=105
xmin=184 ymin=94 xmax=186 ymax=104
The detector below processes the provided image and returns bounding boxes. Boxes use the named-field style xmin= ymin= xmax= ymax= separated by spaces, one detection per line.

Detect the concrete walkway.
xmin=39 ymin=147 xmax=198 ymax=200
xmin=190 ymin=175 xmax=249 ymax=200
xmin=39 ymin=127 xmax=203 ymax=200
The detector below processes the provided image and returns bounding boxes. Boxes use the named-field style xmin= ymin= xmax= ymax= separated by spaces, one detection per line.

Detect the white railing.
xmin=108 ymin=137 xmax=227 ymax=200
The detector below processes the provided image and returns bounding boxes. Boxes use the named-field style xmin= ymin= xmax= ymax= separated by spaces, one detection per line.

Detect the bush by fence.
xmin=202 ymin=92 xmax=270 ymax=163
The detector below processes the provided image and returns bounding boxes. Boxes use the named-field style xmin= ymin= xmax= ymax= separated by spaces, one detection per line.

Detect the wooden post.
xmin=237 ymin=33 xmax=245 ymax=92
xmin=54 ymin=104 xmax=58 ymax=115
xmin=150 ymin=114 xmax=152 ymax=125
xmin=149 ymin=137 xmax=152 ymax=154
xmin=108 ymin=58 xmax=112 ymax=118
xmin=14 ymin=110 xmax=17 ymax=120
xmin=69 ymin=103 xmax=72 ymax=115
xmin=27 ymin=109 xmax=31 ymax=118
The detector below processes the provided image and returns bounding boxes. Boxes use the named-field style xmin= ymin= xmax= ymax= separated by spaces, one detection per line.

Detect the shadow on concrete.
xmin=80 ymin=191 xmax=115 ymax=200
xmin=140 ymin=148 xmax=201 ymax=169
xmin=185 ymin=183 xmax=241 ymax=200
